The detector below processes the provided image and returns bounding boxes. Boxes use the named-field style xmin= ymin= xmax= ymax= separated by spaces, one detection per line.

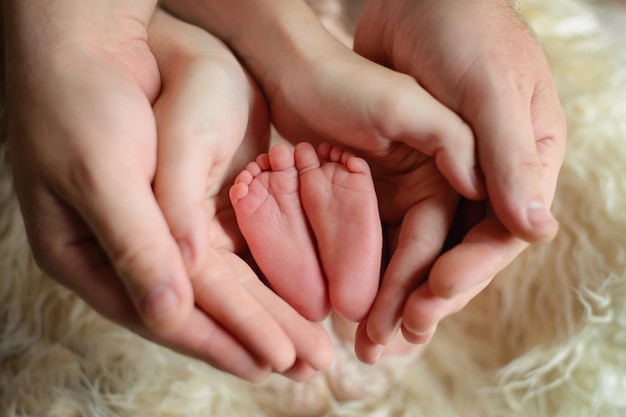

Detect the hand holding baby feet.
xmin=231 ymin=142 xmax=383 ymax=325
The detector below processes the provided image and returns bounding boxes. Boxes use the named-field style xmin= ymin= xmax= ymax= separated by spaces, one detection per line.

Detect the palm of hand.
xmin=365 ymin=143 xmax=457 ymax=224
xmin=202 ymin=124 xmax=270 ymax=257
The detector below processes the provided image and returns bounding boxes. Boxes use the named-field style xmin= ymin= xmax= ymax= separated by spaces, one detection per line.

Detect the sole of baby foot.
xmin=230 ymin=143 xmax=330 ymax=321
xmin=295 ymin=142 xmax=382 ymax=323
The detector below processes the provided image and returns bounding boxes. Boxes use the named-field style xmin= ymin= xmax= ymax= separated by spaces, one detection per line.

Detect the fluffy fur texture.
xmin=2 ymin=0 xmax=626 ymax=415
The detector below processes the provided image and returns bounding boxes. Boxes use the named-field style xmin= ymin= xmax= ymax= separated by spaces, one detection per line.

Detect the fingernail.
xmin=403 ymin=323 xmax=437 ymax=344
xmin=470 ymin=166 xmax=486 ymax=197
xmin=178 ymin=240 xmax=193 ymax=268
xmin=527 ymin=201 xmax=558 ymax=228
xmin=371 ymin=344 xmax=385 ymax=363
xmin=411 ymin=327 xmax=433 ymax=338
xmin=138 ymin=284 xmax=179 ymax=323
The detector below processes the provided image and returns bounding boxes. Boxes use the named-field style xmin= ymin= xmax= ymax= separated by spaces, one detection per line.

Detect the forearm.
xmin=160 ymin=0 xmax=340 ymax=97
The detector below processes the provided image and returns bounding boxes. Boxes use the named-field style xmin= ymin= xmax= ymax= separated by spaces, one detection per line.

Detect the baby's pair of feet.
xmin=229 ymin=142 xmax=382 ymax=324
xmin=230 ymin=142 xmax=423 ymax=410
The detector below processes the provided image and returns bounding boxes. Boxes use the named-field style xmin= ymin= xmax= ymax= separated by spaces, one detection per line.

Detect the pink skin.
xmin=296 ymin=142 xmax=382 ymax=323
xmin=230 ymin=144 xmax=330 ymax=321
xmin=230 ymin=142 xmax=382 ymax=323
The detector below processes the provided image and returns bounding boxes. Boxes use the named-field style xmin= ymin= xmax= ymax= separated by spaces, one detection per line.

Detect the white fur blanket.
xmin=1 ymin=0 xmax=626 ymax=415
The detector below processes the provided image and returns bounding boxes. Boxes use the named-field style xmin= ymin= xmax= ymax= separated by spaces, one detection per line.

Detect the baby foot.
xmin=295 ymin=142 xmax=382 ymax=322
xmin=230 ymin=144 xmax=330 ymax=321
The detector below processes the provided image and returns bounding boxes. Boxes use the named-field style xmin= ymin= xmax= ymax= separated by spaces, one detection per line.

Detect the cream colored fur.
xmin=2 ymin=0 xmax=626 ymax=415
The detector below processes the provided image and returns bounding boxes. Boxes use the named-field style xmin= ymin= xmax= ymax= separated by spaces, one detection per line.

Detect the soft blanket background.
xmin=1 ymin=0 xmax=626 ymax=415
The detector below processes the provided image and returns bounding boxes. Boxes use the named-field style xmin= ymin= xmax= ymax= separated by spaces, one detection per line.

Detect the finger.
xmin=65 ymin=258 xmax=273 ymax=382
xmin=530 ymin=81 xmax=568 ymax=206
xmin=429 ymin=212 xmax=527 ymax=298
xmin=161 ymin=306 xmax=273 ymax=382
xmin=20 ymin=186 xmax=272 ymax=381
xmin=403 ymin=217 xmax=527 ymax=336
xmin=42 ymin=229 xmax=272 ymax=381
xmin=47 ymin=84 xmax=196 ymax=335
xmin=364 ymin=73 xmax=484 ymax=200
xmin=365 ymin=192 xmax=457 ymax=346
xmin=350 ymin=36 xmax=484 ymax=201
xmin=401 ymin=278 xmax=491 ymax=344
xmin=234 ymin=251 xmax=334 ymax=373
xmin=401 ymin=322 xmax=437 ymax=345
xmin=18 ymin=184 xmax=143 ymax=328
xmin=191 ymin=249 xmax=299 ymax=373
xmin=283 ymin=48 xmax=482 ymax=200
xmin=64 ymin=158 xmax=195 ymax=330
xmin=354 ymin=320 xmax=385 ymax=365
xmin=280 ymin=359 xmax=318 ymax=382
xmin=468 ymin=77 xmax=565 ymax=243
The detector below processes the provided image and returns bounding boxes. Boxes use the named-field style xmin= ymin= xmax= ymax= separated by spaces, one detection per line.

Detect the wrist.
xmin=160 ymin=0 xmax=342 ymax=99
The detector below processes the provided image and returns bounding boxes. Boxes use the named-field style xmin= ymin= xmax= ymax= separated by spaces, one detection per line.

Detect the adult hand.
xmin=4 ymin=0 xmax=330 ymax=381
xmin=162 ymin=0 xmax=486 ymax=327
xmin=147 ymin=9 xmax=331 ymax=380
xmin=352 ymin=0 xmax=567 ymax=356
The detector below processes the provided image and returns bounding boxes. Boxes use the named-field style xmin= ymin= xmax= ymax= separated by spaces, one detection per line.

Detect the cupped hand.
xmin=264 ymin=21 xmax=490 ymax=332
xmin=352 ymin=0 xmax=566 ymax=354
xmin=158 ymin=0 xmax=484 ymax=334
xmin=148 ymin=9 xmax=332 ymax=380
xmin=4 ymin=0 xmax=330 ymax=381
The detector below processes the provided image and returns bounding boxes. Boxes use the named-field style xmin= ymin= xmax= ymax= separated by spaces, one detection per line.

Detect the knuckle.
xmin=369 ymin=81 xmax=415 ymax=130
xmin=63 ymin=156 xmax=103 ymax=199
xmin=110 ymin=239 xmax=170 ymax=292
xmin=63 ymin=152 xmax=144 ymax=200
xmin=513 ymin=151 xmax=543 ymax=172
